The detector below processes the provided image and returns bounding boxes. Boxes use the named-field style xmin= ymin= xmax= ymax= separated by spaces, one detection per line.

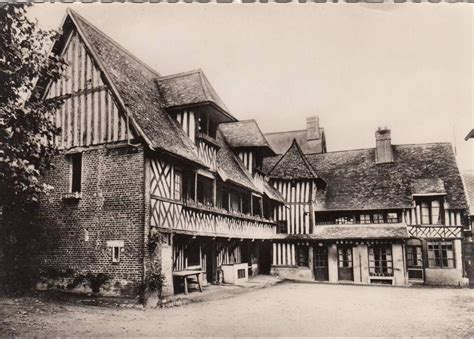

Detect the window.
xmin=416 ymin=198 xmax=443 ymax=225
xmin=237 ymin=269 xmax=246 ymax=279
xmin=368 ymin=245 xmax=393 ymax=276
xmin=406 ymin=246 xmax=423 ymax=267
xmin=198 ymin=113 xmax=217 ymax=139
xmin=242 ymin=195 xmax=251 ymax=215
xmin=182 ymin=171 xmax=195 ymax=202
xmin=277 ymin=220 xmax=288 ymax=234
xmin=421 ymin=202 xmax=430 ymax=225
xmin=196 ymin=175 xmax=214 ymax=206
xmin=360 ymin=214 xmax=371 ymax=224
xmin=70 ymin=153 xmax=82 ymax=193
xmin=173 ymin=170 xmax=182 ymax=201
xmin=386 ymin=212 xmax=399 ymax=223
xmin=296 ymin=245 xmax=309 ymax=267
xmin=252 ymin=195 xmax=262 ymax=217
xmin=428 ymin=241 xmax=454 ymax=268
xmin=229 ymin=191 xmax=241 ymax=213
xmin=112 ymin=246 xmax=121 ymax=263
xmin=372 ymin=213 xmax=384 ymax=224
xmin=338 ymin=246 xmax=353 ymax=268
xmin=216 ymin=185 xmax=229 ymax=211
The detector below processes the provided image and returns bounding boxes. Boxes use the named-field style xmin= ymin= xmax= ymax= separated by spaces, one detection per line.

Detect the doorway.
xmin=337 ymin=245 xmax=354 ymax=281
xmin=314 ymin=246 xmax=329 ymax=281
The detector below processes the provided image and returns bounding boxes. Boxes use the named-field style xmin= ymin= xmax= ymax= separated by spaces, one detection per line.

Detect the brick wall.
xmin=35 ymin=144 xmax=146 ymax=296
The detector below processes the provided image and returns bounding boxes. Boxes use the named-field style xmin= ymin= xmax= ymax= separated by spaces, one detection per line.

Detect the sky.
xmin=28 ymin=3 xmax=473 ymax=170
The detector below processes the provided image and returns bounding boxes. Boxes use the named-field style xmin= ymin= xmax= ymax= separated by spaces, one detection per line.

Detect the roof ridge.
xmin=157 ymin=69 xmax=202 ymax=81
xmin=306 ymin=142 xmax=454 ymax=157
xmin=264 ymin=129 xmax=306 ymax=135
xmin=291 ymin=139 xmax=318 ymax=178
xmin=199 ymin=70 xmax=212 ymax=103
xmin=67 ymin=9 xmax=161 ymax=78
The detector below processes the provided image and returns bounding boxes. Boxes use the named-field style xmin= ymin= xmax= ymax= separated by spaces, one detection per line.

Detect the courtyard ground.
xmin=0 ymin=282 xmax=472 ymax=336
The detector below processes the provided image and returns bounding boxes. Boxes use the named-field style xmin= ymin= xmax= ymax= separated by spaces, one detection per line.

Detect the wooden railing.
xmin=150 ymin=197 xmax=276 ymax=239
xmin=407 ymin=225 xmax=463 ymax=239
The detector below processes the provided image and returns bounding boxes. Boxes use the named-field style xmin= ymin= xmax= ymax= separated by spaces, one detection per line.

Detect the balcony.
xmin=150 ymin=197 xmax=276 ymax=239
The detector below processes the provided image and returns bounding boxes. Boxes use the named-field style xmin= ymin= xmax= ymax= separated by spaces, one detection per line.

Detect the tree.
xmin=0 ymin=4 xmax=66 ymax=292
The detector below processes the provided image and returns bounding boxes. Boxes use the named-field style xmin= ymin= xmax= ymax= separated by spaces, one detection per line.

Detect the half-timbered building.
xmin=264 ymin=128 xmax=469 ymax=286
xmin=30 ymin=9 xmax=470 ymax=298
xmin=34 ymin=9 xmax=284 ymax=296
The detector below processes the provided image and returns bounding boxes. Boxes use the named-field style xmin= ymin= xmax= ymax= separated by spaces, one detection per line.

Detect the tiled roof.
xmin=156 ymin=70 xmax=232 ymax=118
xmin=264 ymin=128 xmax=325 ymax=155
xmin=268 ymin=139 xmax=318 ymax=179
xmin=68 ymin=10 xmax=204 ymax=166
xmin=215 ymin=131 xmax=258 ymax=192
xmin=462 ymin=171 xmax=474 ymax=215
xmin=219 ymin=120 xmax=275 ymax=155
xmin=263 ymin=180 xmax=285 ymax=204
xmin=311 ymin=224 xmax=409 ymax=240
xmin=411 ymin=178 xmax=446 ymax=195
xmin=305 ymin=143 xmax=467 ymax=211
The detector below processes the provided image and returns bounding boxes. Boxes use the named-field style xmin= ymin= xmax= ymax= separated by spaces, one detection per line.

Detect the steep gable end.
xmin=46 ymin=22 xmax=134 ymax=149
xmin=268 ymin=139 xmax=318 ymax=179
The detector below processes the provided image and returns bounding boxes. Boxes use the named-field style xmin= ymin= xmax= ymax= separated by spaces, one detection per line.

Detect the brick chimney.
xmin=307 ymin=116 xmax=320 ymax=141
xmin=375 ymin=127 xmax=393 ymax=164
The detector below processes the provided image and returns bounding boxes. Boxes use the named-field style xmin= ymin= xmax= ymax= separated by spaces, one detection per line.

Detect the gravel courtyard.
xmin=1 ymin=282 xmax=472 ymax=337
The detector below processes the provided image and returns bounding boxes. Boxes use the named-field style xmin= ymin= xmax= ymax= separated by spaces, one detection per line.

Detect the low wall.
xmin=271 ymin=266 xmax=313 ymax=281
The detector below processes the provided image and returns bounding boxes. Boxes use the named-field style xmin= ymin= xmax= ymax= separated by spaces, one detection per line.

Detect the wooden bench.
xmin=172 ymin=270 xmax=203 ymax=294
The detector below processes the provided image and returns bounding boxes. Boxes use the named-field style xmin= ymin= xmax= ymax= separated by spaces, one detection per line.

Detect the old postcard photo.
xmin=0 ymin=2 xmax=473 ymax=337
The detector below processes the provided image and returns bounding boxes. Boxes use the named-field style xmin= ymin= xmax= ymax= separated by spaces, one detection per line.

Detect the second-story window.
xmin=216 ymin=184 xmax=229 ymax=211
xmin=252 ymin=195 xmax=262 ymax=217
xmin=173 ymin=170 xmax=182 ymax=201
xmin=196 ymin=174 xmax=214 ymax=206
xmin=198 ymin=113 xmax=217 ymax=139
xmin=416 ymin=198 xmax=442 ymax=225
xmin=70 ymin=153 xmax=82 ymax=193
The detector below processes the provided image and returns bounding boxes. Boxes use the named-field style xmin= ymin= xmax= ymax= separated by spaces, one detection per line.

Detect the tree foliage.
xmin=0 ymin=4 xmax=66 ymax=292
xmin=0 ymin=4 xmax=65 ymax=208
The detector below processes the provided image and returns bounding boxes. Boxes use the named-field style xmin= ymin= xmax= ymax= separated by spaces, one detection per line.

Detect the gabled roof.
xmin=462 ymin=171 xmax=474 ymax=215
xmin=219 ymin=120 xmax=276 ymax=156
xmin=156 ymin=69 xmax=233 ymax=119
xmin=305 ymin=143 xmax=467 ymax=211
xmin=268 ymin=139 xmax=318 ymax=179
xmin=64 ymin=9 xmax=204 ymax=166
xmin=264 ymin=128 xmax=325 ymax=155
xmin=215 ymin=131 xmax=258 ymax=192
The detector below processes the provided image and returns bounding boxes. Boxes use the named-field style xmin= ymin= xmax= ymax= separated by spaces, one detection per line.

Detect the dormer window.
xmin=198 ymin=112 xmax=217 ymax=139
xmin=415 ymin=198 xmax=442 ymax=225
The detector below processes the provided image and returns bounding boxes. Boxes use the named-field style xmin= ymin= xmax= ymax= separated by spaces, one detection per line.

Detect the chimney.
xmin=375 ymin=127 xmax=393 ymax=164
xmin=307 ymin=116 xmax=320 ymax=141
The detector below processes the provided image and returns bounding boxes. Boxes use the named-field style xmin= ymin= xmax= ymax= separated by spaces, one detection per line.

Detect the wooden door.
xmin=337 ymin=246 xmax=354 ymax=281
xmin=313 ymin=246 xmax=329 ymax=281
xmin=406 ymin=244 xmax=424 ymax=281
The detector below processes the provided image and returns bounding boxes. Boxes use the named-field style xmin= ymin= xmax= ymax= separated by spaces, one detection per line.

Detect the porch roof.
xmin=276 ymin=223 xmax=409 ymax=240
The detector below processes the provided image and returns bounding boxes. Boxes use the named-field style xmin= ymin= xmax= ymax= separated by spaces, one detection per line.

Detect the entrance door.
xmin=313 ymin=246 xmax=329 ymax=281
xmin=337 ymin=246 xmax=354 ymax=281
xmin=406 ymin=244 xmax=424 ymax=281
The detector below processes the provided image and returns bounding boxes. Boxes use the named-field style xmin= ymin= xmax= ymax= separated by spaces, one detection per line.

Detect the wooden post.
xmin=272 ymin=243 xmax=277 ymax=266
